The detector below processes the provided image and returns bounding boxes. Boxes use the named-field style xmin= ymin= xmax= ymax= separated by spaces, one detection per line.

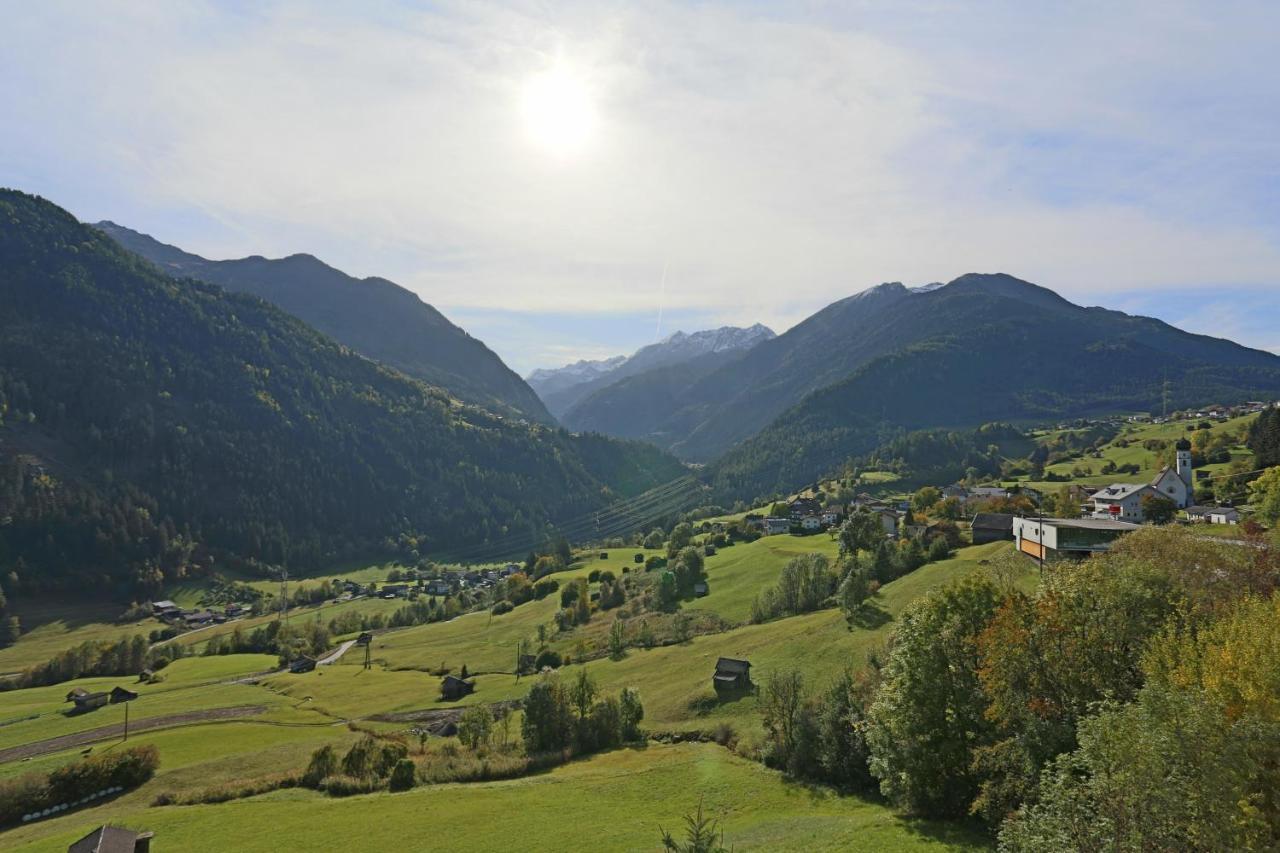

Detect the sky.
xmin=2 ymin=1 xmax=1279 ymax=375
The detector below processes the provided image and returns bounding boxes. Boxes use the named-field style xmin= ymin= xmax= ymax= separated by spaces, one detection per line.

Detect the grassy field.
xmin=696 ymin=533 xmax=840 ymax=624
xmin=3 ymin=742 xmax=990 ymax=852
xmin=0 ymin=600 xmax=152 ymax=677
xmin=0 ymin=532 xmax=1022 ymax=851
xmin=1023 ymin=414 xmax=1257 ymax=492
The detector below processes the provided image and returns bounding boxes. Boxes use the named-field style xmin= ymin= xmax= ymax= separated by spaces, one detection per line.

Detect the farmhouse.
xmin=150 ymin=600 xmax=178 ymax=617
xmin=68 ymin=825 xmax=154 ymax=853
xmin=712 ymin=657 xmax=752 ymax=691
xmin=820 ymin=508 xmax=843 ymax=526
xmin=1090 ymin=439 xmax=1193 ymax=522
xmin=800 ymin=515 xmax=822 ymax=532
xmin=1013 ymin=517 xmax=1138 ymax=560
xmin=381 ymin=584 xmax=409 ymax=598
xmin=788 ymin=497 xmax=821 ymax=519
xmin=875 ymin=508 xmax=901 ymax=539
xmin=970 ymin=513 xmax=1014 ymax=544
xmin=441 ymin=674 xmax=475 ymax=701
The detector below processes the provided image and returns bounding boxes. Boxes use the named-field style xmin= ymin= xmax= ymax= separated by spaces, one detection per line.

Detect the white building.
xmin=1091 ymin=439 xmax=1193 ymax=522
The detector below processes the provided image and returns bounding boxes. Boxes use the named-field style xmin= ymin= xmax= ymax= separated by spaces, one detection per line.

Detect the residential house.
xmin=712 ymin=657 xmax=752 ymax=691
xmin=788 ymin=497 xmax=821 ymax=520
xmin=1013 ymin=517 xmax=1138 ymax=559
xmin=800 ymin=515 xmax=822 ymax=532
xmin=68 ymin=825 xmax=154 ymax=853
xmin=763 ymin=517 xmax=791 ymax=536
xmin=1209 ymin=507 xmax=1241 ymax=525
xmin=440 ymin=674 xmax=475 ymax=701
xmin=426 ymin=580 xmax=451 ymax=597
xmin=820 ymin=508 xmax=843 ymax=527
xmin=875 ymin=508 xmax=901 ymax=539
xmin=941 ymin=485 xmax=970 ymax=501
xmin=381 ymin=584 xmax=409 ymax=599
xmin=970 ymin=513 xmax=1015 ymax=544
xmin=150 ymin=600 xmax=178 ymax=618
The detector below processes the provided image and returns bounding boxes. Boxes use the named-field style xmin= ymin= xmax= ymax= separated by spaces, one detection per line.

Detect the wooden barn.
xmin=65 ymin=688 xmax=109 ymax=713
xmin=712 ymin=657 xmax=751 ymax=691
xmin=289 ymin=656 xmax=317 ymax=674
xmin=440 ymin=674 xmax=475 ymax=701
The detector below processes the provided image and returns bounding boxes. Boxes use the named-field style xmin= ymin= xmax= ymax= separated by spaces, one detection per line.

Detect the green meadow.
xmin=0 ymin=533 xmax=1020 ymax=851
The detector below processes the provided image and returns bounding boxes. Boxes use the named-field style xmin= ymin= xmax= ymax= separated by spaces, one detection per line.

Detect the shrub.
xmin=322 ymin=774 xmax=381 ymax=797
xmin=388 ymin=758 xmax=417 ymax=792
xmin=533 ymin=648 xmax=562 ymax=670
xmin=302 ymin=744 xmax=338 ymax=788
xmin=0 ymin=744 xmax=159 ymax=825
xmin=491 ymin=600 xmax=514 ymax=616
xmin=458 ymin=706 xmax=494 ymax=750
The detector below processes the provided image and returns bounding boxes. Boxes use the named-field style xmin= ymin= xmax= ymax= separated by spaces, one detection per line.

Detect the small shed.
xmin=440 ymin=674 xmax=475 ymax=701
xmin=67 ymin=689 xmax=109 ymax=713
xmin=67 ymin=825 xmax=154 ymax=853
xmin=693 ymin=582 xmax=709 ymax=597
xmin=289 ymin=656 xmax=317 ymax=674
xmin=712 ymin=657 xmax=751 ymax=691
xmin=110 ymin=686 xmax=139 ymax=704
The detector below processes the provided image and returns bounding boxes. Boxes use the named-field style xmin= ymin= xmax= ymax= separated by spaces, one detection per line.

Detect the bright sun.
xmin=521 ymin=67 xmax=595 ymax=157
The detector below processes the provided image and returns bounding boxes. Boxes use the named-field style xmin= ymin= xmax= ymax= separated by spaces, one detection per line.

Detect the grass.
xmin=0 ymin=532 xmax=1025 ymax=851
xmin=694 ymin=534 xmax=840 ymax=624
xmin=0 ymin=600 xmax=151 ymax=677
xmin=1022 ymin=413 xmax=1257 ymax=492
xmin=2 ymin=742 xmax=991 ymax=852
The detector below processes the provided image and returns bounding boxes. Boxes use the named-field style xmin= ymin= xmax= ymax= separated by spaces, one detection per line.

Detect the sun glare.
xmin=521 ymin=67 xmax=595 ymax=157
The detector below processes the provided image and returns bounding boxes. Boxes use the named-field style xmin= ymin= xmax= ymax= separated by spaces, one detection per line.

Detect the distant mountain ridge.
xmin=95 ymin=221 xmax=553 ymax=424
xmin=704 ymin=272 xmax=1280 ymax=500
xmin=530 ymin=324 xmax=775 ymax=419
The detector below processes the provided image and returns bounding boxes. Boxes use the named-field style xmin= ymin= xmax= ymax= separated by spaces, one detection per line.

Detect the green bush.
xmin=388 ymin=759 xmax=417 ymax=792
xmin=0 ymin=744 xmax=159 ymax=825
xmin=491 ymin=600 xmax=514 ymax=616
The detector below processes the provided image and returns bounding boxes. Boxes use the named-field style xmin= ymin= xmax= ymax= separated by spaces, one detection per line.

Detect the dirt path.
xmin=0 ymin=704 xmax=267 ymax=763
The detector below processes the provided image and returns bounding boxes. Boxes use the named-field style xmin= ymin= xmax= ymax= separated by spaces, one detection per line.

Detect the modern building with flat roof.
xmin=1013 ymin=517 xmax=1139 ymax=560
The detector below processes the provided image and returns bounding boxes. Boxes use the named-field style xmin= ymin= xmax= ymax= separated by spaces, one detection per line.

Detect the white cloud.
xmin=2 ymin=0 xmax=1278 ymax=363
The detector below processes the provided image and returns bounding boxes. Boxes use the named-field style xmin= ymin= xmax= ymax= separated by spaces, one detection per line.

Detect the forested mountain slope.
xmin=0 ymin=190 xmax=684 ymax=595
xmin=95 ymin=222 xmax=553 ymax=424
xmin=707 ymin=275 xmax=1280 ymax=501
xmin=617 ymin=274 xmax=1280 ymax=465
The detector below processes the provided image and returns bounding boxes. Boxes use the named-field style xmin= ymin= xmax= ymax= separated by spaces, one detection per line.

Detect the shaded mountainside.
xmin=0 ymin=190 xmax=684 ymax=594
xmin=95 ymin=221 xmax=553 ymax=425
xmin=706 ymin=275 xmax=1280 ymax=501
xmin=532 ymin=324 xmax=775 ymax=419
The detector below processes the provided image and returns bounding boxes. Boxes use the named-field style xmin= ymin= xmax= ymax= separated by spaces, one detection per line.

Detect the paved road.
xmin=318 ymin=639 xmax=357 ymax=666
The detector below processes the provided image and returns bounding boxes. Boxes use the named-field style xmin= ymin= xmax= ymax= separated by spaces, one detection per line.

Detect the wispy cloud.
xmin=2 ymin=1 xmax=1278 ymax=370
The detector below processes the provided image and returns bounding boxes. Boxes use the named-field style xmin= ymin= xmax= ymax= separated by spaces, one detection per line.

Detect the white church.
xmin=1090 ymin=438 xmax=1194 ymax=523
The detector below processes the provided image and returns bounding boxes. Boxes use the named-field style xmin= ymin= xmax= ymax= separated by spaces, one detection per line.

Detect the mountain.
xmin=527 ymin=356 xmax=627 ymax=401
xmin=531 ymin=324 xmax=775 ymax=419
xmin=705 ymin=273 xmax=1280 ymax=500
xmin=0 ymin=190 xmax=685 ymax=594
xmin=94 ymin=221 xmax=553 ymax=425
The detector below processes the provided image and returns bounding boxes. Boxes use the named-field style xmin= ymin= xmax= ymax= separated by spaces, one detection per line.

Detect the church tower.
xmin=1175 ymin=438 xmax=1193 ymax=501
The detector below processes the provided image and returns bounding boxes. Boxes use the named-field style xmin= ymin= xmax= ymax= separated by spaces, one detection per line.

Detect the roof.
xmin=715 ymin=657 xmax=751 ymax=674
xmin=1030 ymin=517 xmax=1140 ymax=531
xmin=1093 ymin=482 xmax=1154 ymax=502
xmin=152 ymin=600 xmax=177 ymax=609
xmin=68 ymin=826 xmax=153 ymax=853
xmin=1184 ymin=505 xmax=1215 ymax=516
xmin=971 ymin=513 xmax=1014 ymax=530
xmin=442 ymin=674 xmax=473 ymax=686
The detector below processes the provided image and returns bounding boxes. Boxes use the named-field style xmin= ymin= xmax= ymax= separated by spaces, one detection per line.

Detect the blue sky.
xmin=2 ymin=1 xmax=1278 ymax=374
